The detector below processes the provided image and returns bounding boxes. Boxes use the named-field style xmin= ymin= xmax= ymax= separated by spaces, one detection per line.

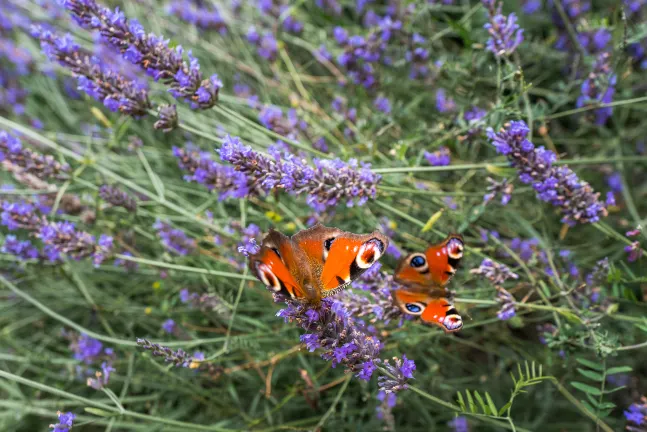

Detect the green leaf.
xmin=466 ymin=390 xmax=477 ymax=413
xmin=575 ymin=358 xmax=605 ymax=371
xmin=603 ymin=385 xmax=627 ymax=395
xmin=571 ymin=381 xmax=602 ymax=396
xmin=498 ymin=401 xmax=512 ymax=417
xmin=606 ymin=366 xmax=632 ymax=375
xmin=84 ymin=408 xmax=116 ymax=417
xmin=456 ymin=392 xmax=466 ymax=411
xmin=576 ymin=368 xmax=604 ymax=381
xmin=598 ymin=402 xmax=616 ymax=410
xmin=485 ymin=392 xmax=498 ymax=416
xmin=580 ymin=400 xmax=597 ymax=415
xmin=474 ymin=391 xmax=489 ymax=415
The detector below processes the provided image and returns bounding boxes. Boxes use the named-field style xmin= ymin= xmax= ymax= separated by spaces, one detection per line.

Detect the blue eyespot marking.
xmin=406 ymin=303 xmax=422 ymax=313
xmin=411 ymin=256 xmax=426 ymax=268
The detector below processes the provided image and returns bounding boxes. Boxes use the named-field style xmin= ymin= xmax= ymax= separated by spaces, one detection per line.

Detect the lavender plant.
xmin=1 ymin=0 xmax=646 ymax=431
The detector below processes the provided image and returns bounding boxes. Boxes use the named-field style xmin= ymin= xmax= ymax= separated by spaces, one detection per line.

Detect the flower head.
xmin=483 ymin=1 xmax=524 ymax=56
xmin=50 ymin=411 xmax=76 ymax=432
xmin=487 ymin=121 xmax=607 ymax=225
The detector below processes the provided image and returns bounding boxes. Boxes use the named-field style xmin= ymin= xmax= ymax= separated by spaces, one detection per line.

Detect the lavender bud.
xmin=483 ymin=1 xmax=524 ymax=57
xmin=154 ymin=104 xmax=178 ymax=132
xmin=99 ymin=184 xmax=137 ymax=212
xmin=136 ymin=338 xmax=191 ymax=367
xmin=0 ymin=130 xmax=69 ymax=180
xmin=471 ymin=259 xmax=519 ymax=285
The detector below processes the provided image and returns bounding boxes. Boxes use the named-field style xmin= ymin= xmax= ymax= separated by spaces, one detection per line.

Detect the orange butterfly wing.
xmin=294 ymin=224 xmax=389 ymax=296
xmin=392 ymin=290 xmax=463 ymax=333
xmin=394 ymin=234 xmax=464 ymax=289
xmin=248 ymin=230 xmax=309 ymax=300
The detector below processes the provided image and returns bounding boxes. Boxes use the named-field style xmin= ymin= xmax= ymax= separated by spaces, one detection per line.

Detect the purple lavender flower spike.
xmin=50 ymin=411 xmax=76 ymax=432
xmin=167 ymin=0 xmax=228 ymax=34
xmin=1 ymin=235 xmax=39 ymax=260
xmin=448 ymin=416 xmax=469 ymax=432
xmin=424 ymin=147 xmax=451 ymax=166
xmin=624 ymin=397 xmax=647 ymax=427
xmin=58 ymin=0 xmax=221 ymax=109
xmin=33 ymin=27 xmax=152 ymax=117
xmin=483 ymin=1 xmax=524 ymax=57
xmin=154 ymin=104 xmax=178 ymax=132
xmin=471 ymin=259 xmax=519 ymax=285
xmin=487 ymin=121 xmax=607 ymax=225
xmin=576 ymin=52 xmax=616 ymax=125
xmin=483 ymin=177 xmax=513 ymax=205
xmin=99 ymin=184 xmax=137 ymax=212
xmin=1 ymin=200 xmax=42 ymax=231
xmin=153 ymin=220 xmax=197 ymax=255
xmin=436 ymin=89 xmax=456 ymax=113
xmin=373 ymin=96 xmax=391 ymax=114
xmin=137 ymin=338 xmax=192 ymax=367
xmin=378 ymin=354 xmax=416 ymax=393
xmin=219 ymin=135 xmax=380 ymax=210
xmin=0 ymin=130 xmax=70 ymax=180
xmin=496 ymin=286 xmax=516 ymax=320
xmin=162 ymin=319 xmax=176 ymax=334
xmin=39 ymin=221 xmax=113 ymax=265
xmin=173 ymin=145 xmax=249 ymax=199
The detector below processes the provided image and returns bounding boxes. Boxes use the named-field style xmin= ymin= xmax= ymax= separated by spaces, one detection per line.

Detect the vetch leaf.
xmin=571 ymin=381 xmax=602 ymax=396
xmin=575 ymin=358 xmax=605 ymax=371
xmin=576 ymin=368 xmax=604 ymax=382
xmin=606 ymin=366 xmax=632 ymax=375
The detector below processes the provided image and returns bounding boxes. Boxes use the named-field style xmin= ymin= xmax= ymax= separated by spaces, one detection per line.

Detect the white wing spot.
xmin=436 ymin=252 xmax=441 ymax=257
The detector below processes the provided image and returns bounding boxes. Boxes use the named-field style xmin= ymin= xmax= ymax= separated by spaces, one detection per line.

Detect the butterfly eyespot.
xmin=447 ymin=238 xmax=464 ymax=259
xmin=410 ymin=256 xmax=426 ymax=268
xmin=355 ymin=238 xmax=385 ymax=269
xmin=442 ymin=314 xmax=463 ymax=331
xmin=323 ymin=237 xmax=336 ymax=261
xmin=256 ymin=263 xmax=281 ymax=292
xmin=404 ymin=302 xmax=425 ymax=315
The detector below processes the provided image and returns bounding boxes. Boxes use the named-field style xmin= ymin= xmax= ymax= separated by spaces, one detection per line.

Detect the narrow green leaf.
xmin=603 ymin=385 xmax=627 ymax=395
xmin=598 ymin=402 xmax=616 ymax=410
xmin=525 ymin=362 xmax=530 ymax=382
xmin=571 ymin=381 xmax=602 ymax=396
xmin=84 ymin=407 xmax=116 ymax=417
xmin=474 ymin=391 xmax=489 ymax=415
xmin=580 ymin=400 xmax=597 ymax=415
xmin=498 ymin=401 xmax=512 ymax=417
xmin=575 ymin=358 xmax=605 ymax=371
xmin=456 ymin=392 xmax=466 ymax=412
xmin=466 ymin=390 xmax=477 ymax=413
xmin=606 ymin=366 xmax=632 ymax=375
xmin=599 ymin=408 xmax=613 ymax=418
xmin=531 ymin=362 xmax=536 ymax=379
xmin=485 ymin=392 xmax=498 ymax=416
xmin=585 ymin=392 xmax=600 ymax=408
xmin=576 ymin=368 xmax=604 ymax=381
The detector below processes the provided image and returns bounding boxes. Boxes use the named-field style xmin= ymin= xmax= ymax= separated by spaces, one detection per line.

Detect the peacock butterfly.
xmin=392 ymin=234 xmax=465 ymax=332
xmin=249 ymin=224 xmax=388 ymax=304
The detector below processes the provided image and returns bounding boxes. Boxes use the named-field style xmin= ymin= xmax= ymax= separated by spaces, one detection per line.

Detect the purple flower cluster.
xmin=625 ymin=397 xmax=647 ymax=428
xmin=256 ymin=0 xmax=303 ymax=34
xmin=377 ymin=354 xmax=416 ymax=393
xmin=136 ymin=338 xmax=196 ymax=367
xmin=87 ymin=361 xmax=116 ymax=390
xmin=59 ymin=0 xmax=222 ymax=109
xmin=49 ymin=411 xmax=75 ymax=432
xmin=162 ymin=318 xmax=176 ymax=334
xmin=219 ymin=135 xmax=381 ymax=210
xmin=496 ymin=286 xmax=516 ymax=320
xmin=315 ymin=0 xmax=342 ymax=15
xmin=39 ymin=221 xmax=113 ymax=265
xmin=277 ymin=299 xmax=383 ymax=380
xmin=1 ymin=200 xmax=42 ymax=231
xmin=483 ymin=177 xmax=513 ymax=205
xmin=448 ymin=416 xmax=469 ymax=432
xmin=436 ymin=89 xmax=456 ymax=113
xmin=258 ymin=105 xmax=308 ymax=139
xmin=153 ymin=220 xmax=196 ymax=255
xmin=487 ymin=121 xmax=607 ymax=225
xmin=99 ymin=184 xmax=137 ymax=212
xmin=247 ymin=27 xmax=278 ymax=61
xmin=405 ymin=33 xmax=430 ymax=79
xmin=172 ymin=145 xmax=249 ymax=199
xmin=33 ymin=27 xmax=152 ymax=117
xmin=332 ymin=96 xmax=359 ymax=138
xmin=70 ymin=333 xmax=106 ymax=364
xmin=471 ymin=259 xmax=519 ymax=285
xmin=628 ymin=39 xmax=647 ymax=69
xmin=482 ymin=0 xmax=524 ymax=57
xmin=424 ymin=147 xmax=451 ymax=166
xmin=154 ymin=104 xmax=179 ymax=132
xmin=376 ymin=390 xmax=397 ymax=427
xmin=180 ymin=288 xmax=228 ymax=317
xmin=167 ymin=0 xmax=227 ymax=34
xmin=1 ymin=130 xmax=70 ymax=180
xmin=340 ymin=265 xmax=407 ymax=326
xmin=332 ymin=16 xmax=402 ymax=88
xmin=576 ymin=52 xmax=616 ymax=125
xmin=1 ymin=235 xmax=39 ymax=260
xmin=373 ymin=96 xmax=391 ymax=114
xmin=625 ymin=229 xmax=643 ymax=262
xmin=0 ymin=34 xmax=33 ymax=117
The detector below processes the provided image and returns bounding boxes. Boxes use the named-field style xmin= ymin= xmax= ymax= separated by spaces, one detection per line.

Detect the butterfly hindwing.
xmin=394 ymin=234 xmax=464 ymax=289
xmin=248 ymin=230 xmax=309 ymax=300
xmin=392 ymin=289 xmax=463 ymax=333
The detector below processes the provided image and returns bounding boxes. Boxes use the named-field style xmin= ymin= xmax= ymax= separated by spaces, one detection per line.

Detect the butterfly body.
xmin=249 ymin=224 xmax=388 ymax=305
xmin=392 ymin=234 xmax=465 ymax=332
